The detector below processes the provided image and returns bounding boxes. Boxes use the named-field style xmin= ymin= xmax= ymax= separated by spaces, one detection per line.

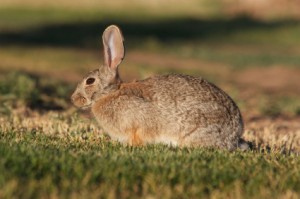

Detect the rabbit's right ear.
xmin=102 ymin=25 xmax=125 ymax=69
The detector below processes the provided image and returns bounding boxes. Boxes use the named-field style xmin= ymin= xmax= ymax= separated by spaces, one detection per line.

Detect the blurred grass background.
xmin=1 ymin=0 xmax=300 ymax=118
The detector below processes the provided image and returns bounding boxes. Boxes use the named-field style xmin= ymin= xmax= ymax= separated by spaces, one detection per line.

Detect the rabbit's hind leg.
xmin=127 ymin=128 xmax=144 ymax=146
xmin=179 ymin=126 xmax=224 ymax=149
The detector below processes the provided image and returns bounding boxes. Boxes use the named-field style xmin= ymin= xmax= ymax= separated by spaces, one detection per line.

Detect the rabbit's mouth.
xmin=80 ymin=104 xmax=92 ymax=110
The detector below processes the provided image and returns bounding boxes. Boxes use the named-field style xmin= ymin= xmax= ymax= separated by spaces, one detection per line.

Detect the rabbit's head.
xmin=71 ymin=25 xmax=125 ymax=109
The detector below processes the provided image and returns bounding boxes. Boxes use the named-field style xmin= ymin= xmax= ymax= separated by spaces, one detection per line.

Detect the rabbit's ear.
xmin=102 ymin=25 xmax=125 ymax=69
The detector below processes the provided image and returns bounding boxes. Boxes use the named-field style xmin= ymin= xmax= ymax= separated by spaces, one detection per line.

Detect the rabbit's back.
xmin=144 ymin=74 xmax=243 ymax=148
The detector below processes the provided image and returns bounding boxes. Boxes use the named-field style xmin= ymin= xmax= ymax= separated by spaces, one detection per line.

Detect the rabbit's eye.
xmin=86 ymin=78 xmax=95 ymax=85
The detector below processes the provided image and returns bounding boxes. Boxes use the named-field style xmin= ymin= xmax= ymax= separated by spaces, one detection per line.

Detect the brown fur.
xmin=119 ymin=82 xmax=154 ymax=101
xmin=71 ymin=25 xmax=245 ymax=150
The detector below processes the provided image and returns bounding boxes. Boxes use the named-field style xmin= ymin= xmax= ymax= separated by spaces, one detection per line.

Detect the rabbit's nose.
xmin=71 ymin=93 xmax=76 ymax=103
xmin=71 ymin=93 xmax=80 ymax=104
xmin=71 ymin=93 xmax=87 ymax=107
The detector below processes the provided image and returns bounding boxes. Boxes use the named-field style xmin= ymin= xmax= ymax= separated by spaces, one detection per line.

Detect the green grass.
xmin=0 ymin=131 xmax=300 ymax=199
xmin=0 ymin=7 xmax=157 ymax=31
xmin=0 ymin=5 xmax=215 ymax=32
xmin=0 ymin=72 xmax=72 ymax=112
xmin=165 ymin=42 xmax=300 ymax=69
xmin=258 ymin=95 xmax=300 ymax=117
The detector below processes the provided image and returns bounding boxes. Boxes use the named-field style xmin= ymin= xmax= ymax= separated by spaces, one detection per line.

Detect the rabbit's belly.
xmin=154 ymin=134 xmax=179 ymax=146
xmin=108 ymin=131 xmax=130 ymax=144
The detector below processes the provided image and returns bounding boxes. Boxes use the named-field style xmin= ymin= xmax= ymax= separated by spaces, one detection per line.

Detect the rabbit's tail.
xmin=238 ymin=138 xmax=251 ymax=151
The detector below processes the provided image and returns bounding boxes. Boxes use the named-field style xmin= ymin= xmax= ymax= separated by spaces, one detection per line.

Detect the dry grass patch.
xmin=243 ymin=117 xmax=300 ymax=153
xmin=1 ymin=106 xmax=300 ymax=153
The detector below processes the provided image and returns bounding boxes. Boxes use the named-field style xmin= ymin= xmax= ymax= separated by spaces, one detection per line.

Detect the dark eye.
xmin=86 ymin=78 xmax=95 ymax=85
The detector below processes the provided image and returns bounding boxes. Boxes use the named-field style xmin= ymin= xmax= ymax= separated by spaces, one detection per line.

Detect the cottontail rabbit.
xmin=71 ymin=25 xmax=245 ymax=150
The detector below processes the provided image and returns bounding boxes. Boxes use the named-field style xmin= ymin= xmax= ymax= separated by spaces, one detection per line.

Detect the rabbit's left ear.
xmin=102 ymin=25 xmax=125 ymax=69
